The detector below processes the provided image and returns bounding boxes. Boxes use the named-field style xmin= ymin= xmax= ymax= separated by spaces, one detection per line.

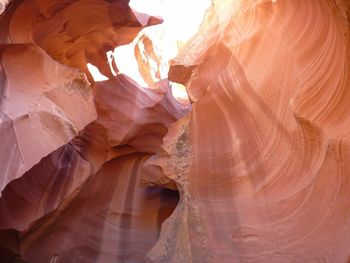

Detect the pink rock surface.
xmin=20 ymin=154 xmax=178 ymax=263
xmin=0 ymin=0 xmax=349 ymax=262
xmin=0 ymin=44 xmax=96 ymax=195
xmin=0 ymin=0 xmax=10 ymax=15
xmin=7 ymin=0 xmax=160 ymax=82
xmin=147 ymin=1 xmax=350 ymax=262
xmin=0 ymin=143 xmax=92 ymax=231
xmin=0 ymin=73 xmax=188 ymax=234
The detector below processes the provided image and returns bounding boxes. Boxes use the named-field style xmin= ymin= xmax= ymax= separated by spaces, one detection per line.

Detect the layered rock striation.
xmin=0 ymin=0 xmax=350 ymax=262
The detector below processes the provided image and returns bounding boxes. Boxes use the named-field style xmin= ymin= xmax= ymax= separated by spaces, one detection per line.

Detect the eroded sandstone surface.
xmin=0 ymin=0 xmax=349 ymax=262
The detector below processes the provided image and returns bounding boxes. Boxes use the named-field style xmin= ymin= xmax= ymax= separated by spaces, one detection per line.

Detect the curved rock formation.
xmin=0 ymin=43 xmax=96 ymax=195
xmin=0 ymin=0 xmax=350 ymax=262
xmin=20 ymin=154 xmax=179 ymax=263
xmin=147 ymin=0 xmax=350 ymax=262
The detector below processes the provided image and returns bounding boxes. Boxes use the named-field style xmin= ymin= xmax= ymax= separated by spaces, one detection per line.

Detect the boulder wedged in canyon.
xmin=0 ymin=0 xmax=350 ymax=262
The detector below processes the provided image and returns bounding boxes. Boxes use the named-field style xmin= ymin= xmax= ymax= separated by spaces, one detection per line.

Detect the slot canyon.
xmin=0 ymin=0 xmax=350 ymax=262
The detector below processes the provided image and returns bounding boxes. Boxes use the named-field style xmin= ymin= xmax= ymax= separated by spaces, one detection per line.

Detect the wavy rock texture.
xmin=147 ymin=0 xmax=350 ymax=262
xmin=0 ymin=73 xmax=188 ymax=236
xmin=19 ymin=154 xmax=179 ymax=263
xmin=0 ymin=1 xmax=187 ymax=261
xmin=0 ymin=143 xmax=92 ymax=231
xmin=0 ymin=0 xmax=350 ymax=263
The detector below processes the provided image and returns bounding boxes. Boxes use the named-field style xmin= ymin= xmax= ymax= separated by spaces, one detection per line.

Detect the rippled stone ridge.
xmin=0 ymin=0 xmax=349 ymax=262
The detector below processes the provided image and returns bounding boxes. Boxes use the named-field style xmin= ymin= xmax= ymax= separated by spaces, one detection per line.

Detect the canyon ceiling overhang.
xmin=0 ymin=0 xmax=350 ymax=262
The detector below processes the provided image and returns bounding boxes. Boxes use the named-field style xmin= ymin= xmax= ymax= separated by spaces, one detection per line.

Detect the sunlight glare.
xmin=171 ymin=82 xmax=190 ymax=104
xmin=129 ymin=0 xmax=211 ymax=42
xmin=87 ymin=63 xmax=109 ymax=82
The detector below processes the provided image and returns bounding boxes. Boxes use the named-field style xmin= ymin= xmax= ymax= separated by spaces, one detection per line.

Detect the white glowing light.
xmin=106 ymin=51 xmax=117 ymax=76
xmin=171 ymin=82 xmax=190 ymax=104
xmin=129 ymin=0 xmax=163 ymax=18
xmin=108 ymin=0 xmax=210 ymax=88
xmin=129 ymin=0 xmax=211 ymax=42
xmin=112 ymin=44 xmax=148 ymax=87
xmin=87 ymin=63 xmax=109 ymax=82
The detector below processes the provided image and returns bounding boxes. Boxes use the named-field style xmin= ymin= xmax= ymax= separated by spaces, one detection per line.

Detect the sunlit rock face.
xmin=149 ymin=0 xmax=350 ymax=262
xmin=0 ymin=0 xmax=350 ymax=262
xmin=0 ymin=44 xmax=96 ymax=196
